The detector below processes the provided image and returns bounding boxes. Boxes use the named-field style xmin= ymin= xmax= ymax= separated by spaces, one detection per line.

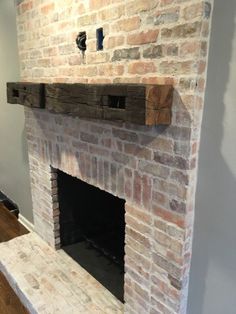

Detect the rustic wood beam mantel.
xmin=7 ymin=82 xmax=173 ymax=125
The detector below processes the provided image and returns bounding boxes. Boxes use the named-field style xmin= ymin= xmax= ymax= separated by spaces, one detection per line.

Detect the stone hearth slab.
xmin=0 ymin=233 xmax=123 ymax=314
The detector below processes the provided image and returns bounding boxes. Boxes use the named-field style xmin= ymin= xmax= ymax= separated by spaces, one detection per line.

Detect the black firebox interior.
xmin=57 ymin=170 xmax=125 ymax=302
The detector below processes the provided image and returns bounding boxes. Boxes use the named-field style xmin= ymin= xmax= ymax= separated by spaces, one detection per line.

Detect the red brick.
xmin=142 ymin=175 xmax=152 ymax=210
xmin=170 ymin=170 xmax=189 ymax=185
xmin=41 ymin=3 xmax=54 ymax=14
xmin=79 ymin=66 xmax=98 ymax=77
xmin=154 ymin=152 xmax=189 ymax=170
xmin=139 ymin=160 xmax=170 ymax=179
xmin=98 ymin=5 xmax=124 ymax=21
xmin=126 ymin=204 xmax=152 ymax=225
xmin=125 ymin=179 xmax=132 ymax=199
xmin=126 ymin=214 xmax=151 ymax=236
xmin=179 ymin=41 xmax=201 ymax=57
xmin=77 ymin=3 xmax=86 ymax=14
xmin=126 ymin=256 xmax=150 ymax=281
xmin=183 ymin=3 xmax=203 ymax=20
xmin=160 ymin=0 xmax=175 ymax=6
xmin=78 ymin=13 xmax=97 ymax=26
xmin=43 ymin=47 xmax=58 ymax=57
xmin=112 ymin=128 xmax=138 ymax=142
xmin=80 ymin=132 xmax=98 ymax=144
xmin=126 ymin=0 xmax=158 ymax=14
xmin=133 ymin=171 xmax=142 ymax=204
xmin=104 ymin=36 xmax=124 ymax=49
xmin=198 ymin=60 xmax=206 ymax=74
xmin=113 ymin=16 xmax=141 ymax=32
xmin=133 ymin=282 xmax=149 ymax=301
xmin=167 ymin=251 xmax=184 ymax=268
xmin=124 ymin=143 xmax=152 ymax=160
xmin=72 ymin=140 xmax=88 ymax=151
xmin=151 ymin=297 xmax=173 ymax=314
xmin=202 ymin=20 xmax=210 ymax=37
xmin=127 ymin=30 xmax=159 ymax=45
xmin=21 ymin=1 xmax=33 ymax=13
xmin=88 ymin=78 xmax=111 ymax=84
xmin=101 ymin=138 xmax=112 ymax=148
xmin=68 ymin=55 xmax=82 ymax=66
xmin=174 ymin=140 xmax=190 ymax=155
xmin=153 ymin=206 xmax=185 ymax=228
xmin=89 ymin=146 xmax=109 ymax=157
xmin=104 ymin=160 xmax=110 ymax=191
xmin=128 ymin=61 xmax=156 ymax=75
xmin=98 ymin=64 xmax=124 ymax=76
xmin=161 ymin=21 xmax=202 ymax=39
xmin=139 ymin=135 xmax=173 ymax=154
xmin=153 ymin=7 xmax=179 ymax=25
xmin=152 ymin=253 xmax=182 ymax=279
xmin=86 ymin=52 xmax=110 ymax=64
xmin=201 ymin=41 xmax=208 ymax=57
xmin=197 ymin=77 xmax=206 ymax=92
xmin=112 ymin=152 xmax=129 ymax=165
xmin=89 ymin=0 xmax=111 ymax=10
xmin=170 ymin=199 xmax=186 ymax=214
xmin=154 ymin=217 xmax=167 ymax=233
xmin=114 ymin=77 xmax=141 ymax=84
xmin=153 ymin=190 xmax=168 ymax=208
xmin=142 ymin=77 xmax=175 ymax=85
xmin=58 ymin=67 xmax=74 ymax=77
xmin=59 ymin=44 xmax=75 ymax=56
xmin=112 ymin=48 xmax=140 ymax=61
xmin=38 ymin=58 xmax=50 ymax=67
xmin=159 ymin=60 xmax=193 ymax=75
xmin=165 ymin=43 xmax=179 ymax=56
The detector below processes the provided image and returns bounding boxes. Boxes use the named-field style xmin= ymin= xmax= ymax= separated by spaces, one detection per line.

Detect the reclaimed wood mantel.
xmin=7 ymin=82 xmax=173 ymax=125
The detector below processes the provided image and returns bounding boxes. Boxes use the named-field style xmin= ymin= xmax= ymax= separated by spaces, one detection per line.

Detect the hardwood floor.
xmin=0 ymin=203 xmax=28 ymax=242
xmin=0 ymin=203 xmax=29 ymax=314
xmin=0 ymin=272 xmax=28 ymax=314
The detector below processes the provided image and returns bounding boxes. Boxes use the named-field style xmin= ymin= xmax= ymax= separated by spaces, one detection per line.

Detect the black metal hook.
xmin=76 ymin=32 xmax=86 ymax=52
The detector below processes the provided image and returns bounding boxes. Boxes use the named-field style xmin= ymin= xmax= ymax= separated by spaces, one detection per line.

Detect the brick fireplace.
xmin=15 ymin=0 xmax=213 ymax=313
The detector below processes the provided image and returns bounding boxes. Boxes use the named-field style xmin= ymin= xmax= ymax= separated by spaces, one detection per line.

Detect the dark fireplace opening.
xmin=57 ymin=170 xmax=125 ymax=302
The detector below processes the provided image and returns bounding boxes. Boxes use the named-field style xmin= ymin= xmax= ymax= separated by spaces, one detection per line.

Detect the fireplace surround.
xmin=14 ymin=0 xmax=214 ymax=312
xmin=25 ymin=108 xmax=193 ymax=313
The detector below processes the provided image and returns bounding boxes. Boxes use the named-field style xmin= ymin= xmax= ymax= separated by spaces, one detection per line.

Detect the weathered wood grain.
xmin=145 ymin=85 xmax=173 ymax=125
xmin=7 ymin=82 xmax=45 ymax=108
xmin=7 ymin=82 xmax=173 ymax=125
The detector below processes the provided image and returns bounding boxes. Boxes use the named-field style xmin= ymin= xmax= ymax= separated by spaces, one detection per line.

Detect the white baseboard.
xmin=18 ymin=214 xmax=35 ymax=233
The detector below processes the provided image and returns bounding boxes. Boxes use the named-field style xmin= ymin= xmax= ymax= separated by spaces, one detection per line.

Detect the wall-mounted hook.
xmin=76 ymin=32 xmax=86 ymax=58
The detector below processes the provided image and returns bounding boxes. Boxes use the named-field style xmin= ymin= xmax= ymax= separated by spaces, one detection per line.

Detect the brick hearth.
xmin=14 ymin=0 xmax=213 ymax=313
xmin=0 ymin=233 xmax=123 ymax=313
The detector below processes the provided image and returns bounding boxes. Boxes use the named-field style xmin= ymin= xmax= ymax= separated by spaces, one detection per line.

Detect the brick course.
xmin=16 ymin=0 xmax=213 ymax=313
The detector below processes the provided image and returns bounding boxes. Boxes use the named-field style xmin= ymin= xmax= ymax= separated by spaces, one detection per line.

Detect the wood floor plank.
xmin=0 ymin=203 xmax=28 ymax=242
xmin=0 ymin=272 xmax=28 ymax=314
xmin=0 ymin=203 xmax=29 ymax=313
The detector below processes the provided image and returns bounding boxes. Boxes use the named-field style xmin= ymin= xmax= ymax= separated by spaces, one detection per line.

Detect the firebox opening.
xmin=13 ymin=89 xmax=19 ymax=98
xmin=57 ymin=170 xmax=125 ymax=302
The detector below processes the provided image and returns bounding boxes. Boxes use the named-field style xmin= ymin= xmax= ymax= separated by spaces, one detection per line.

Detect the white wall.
xmin=188 ymin=1 xmax=236 ymax=313
xmin=0 ymin=0 xmax=33 ymax=222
